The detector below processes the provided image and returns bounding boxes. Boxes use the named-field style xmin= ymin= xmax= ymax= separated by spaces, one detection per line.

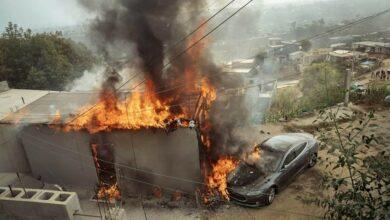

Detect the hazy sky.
xmin=0 ymin=0 xmax=90 ymax=30
xmin=0 ymin=0 xmax=320 ymax=30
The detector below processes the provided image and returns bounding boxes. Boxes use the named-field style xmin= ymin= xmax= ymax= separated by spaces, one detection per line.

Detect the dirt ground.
xmin=135 ymin=107 xmax=389 ymax=220
xmin=3 ymin=104 xmax=387 ymax=220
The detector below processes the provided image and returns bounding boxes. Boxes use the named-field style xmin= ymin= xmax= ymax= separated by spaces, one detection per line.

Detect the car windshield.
xmin=257 ymin=146 xmax=284 ymax=172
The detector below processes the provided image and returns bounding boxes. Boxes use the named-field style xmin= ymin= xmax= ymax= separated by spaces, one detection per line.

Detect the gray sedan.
xmin=227 ymin=133 xmax=319 ymax=207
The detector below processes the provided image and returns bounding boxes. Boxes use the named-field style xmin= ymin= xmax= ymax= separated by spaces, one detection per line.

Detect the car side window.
xmin=295 ymin=142 xmax=307 ymax=156
xmin=283 ymin=151 xmax=296 ymax=167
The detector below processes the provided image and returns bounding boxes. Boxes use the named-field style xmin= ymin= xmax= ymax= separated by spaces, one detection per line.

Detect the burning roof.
xmin=0 ymin=0 xmax=262 ymax=204
xmin=0 ymin=91 xmax=198 ymax=127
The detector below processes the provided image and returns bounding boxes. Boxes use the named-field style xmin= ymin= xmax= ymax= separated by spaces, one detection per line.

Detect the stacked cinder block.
xmin=0 ymin=187 xmax=81 ymax=220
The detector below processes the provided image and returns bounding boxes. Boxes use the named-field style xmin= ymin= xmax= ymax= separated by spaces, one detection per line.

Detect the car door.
xmin=277 ymin=149 xmax=298 ymax=189
xmin=293 ymin=142 xmax=308 ymax=173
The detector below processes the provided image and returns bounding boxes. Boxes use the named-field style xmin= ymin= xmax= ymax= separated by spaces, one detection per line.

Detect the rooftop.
xmin=0 ymin=91 xmax=100 ymax=124
xmin=329 ymin=50 xmax=365 ymax=58
xmin=223 ymin=68 xmax=254 ymax=74
xmin=353 ymin=41 xmax=390 ymax=48
xmin=330 ymin=43 xmax=347 ymax=48
xmin=0 ymin=89 xmax=49 ymax=121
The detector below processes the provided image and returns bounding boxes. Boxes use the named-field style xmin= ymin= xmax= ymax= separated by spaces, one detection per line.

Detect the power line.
xmin=21 ymin=130 xmax=324 ymax=219
xmin=26 ymin=137 xmax=194 ymax=196
xmin=21 ymin=129 xmax=275 ymax=197
xmin=7 ymin=76 xmax=283 ymax=123
xmin=290 ymin=7 xmax=390 ymax=45
xmin=2 ymin=74 xmax=290 ymax=121
xmin=117 ymin=0 xmax=245 ymax=92
xmin=129 ymin=0 xmax=255 ymax=91
xmin=64 ymin=0 xmax=249 ymax=126
xmin=171 ymin=0 xmax=238 ymax=50
xmin=118 ymin=6 xmax=390 ymax=97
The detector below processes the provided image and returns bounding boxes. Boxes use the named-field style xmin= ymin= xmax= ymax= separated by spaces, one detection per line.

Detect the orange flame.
xmin=245 ymin=146 xmax=261 ymax=165
xmin=63 ymin=90 xmax=186 ymax=134
xmin=52 ymin=110 xmax=62 ymax=124
xmin=97 ymin=183 xmax=121 ymax=201
xmin=206 ymin=157 xmax=238 ymax=200
xmin=171 ymin=191 xmax=182 ymax=201
xmin=49 ymin=20 xmax=235 ymax=204
xmin=152 ymin=186 xmax=163 ymax=198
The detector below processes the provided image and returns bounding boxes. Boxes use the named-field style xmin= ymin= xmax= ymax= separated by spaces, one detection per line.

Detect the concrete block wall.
xmin=19 ymin=125 xmax=202 ymax=197
xmin=20 ymin=125 xmax=99 ymax=190
xmin=0 ymin=124 xmax=30 ymax=173
xmin=0 ymin=187 xmax=81 ymax=220
xmin=111 ymin=129 xmax=202 ymax=196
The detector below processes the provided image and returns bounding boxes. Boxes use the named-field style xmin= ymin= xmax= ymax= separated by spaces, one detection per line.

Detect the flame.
xmin=90 ymin=143 xmax=100 ymax=169
xmin=171 ymin=191 xmax=182 ymax=201
xmin=97 ymin=183 xmax=121 ymax=201
xmin=90 ymin=143 xmax=121 ymax=201
xmin=198 ymin=78 xmax=216 ymax=150
xmin=245 ymin=146 xmax=261 ymax=165
xmin=152 ymin=186 xmax=163 ymax=198
xmin=63 ymin=89 xmax=186 ymax=134
xmin=52 ymin=110 xmax=62 ymax=124
xmin=206 ymin=157 xmax=238 ymax=200
xmin=48 ymin=20 xmax=236 ymax=204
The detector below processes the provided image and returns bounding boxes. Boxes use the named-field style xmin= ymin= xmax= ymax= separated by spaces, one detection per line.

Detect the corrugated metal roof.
xmin=0 ymin=91 xmax=199 ymax=125
xmin=0 ymin=92 xmax=100 ymax=124
xmin=0 ymin=89 xmax=50 ymax=121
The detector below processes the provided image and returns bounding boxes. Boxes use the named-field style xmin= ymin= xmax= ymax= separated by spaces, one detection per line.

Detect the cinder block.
xmin=0 ymin=187 xmax=81 ymax=220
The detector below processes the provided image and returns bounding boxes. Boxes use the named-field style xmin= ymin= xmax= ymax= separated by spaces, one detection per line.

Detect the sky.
xmin=0 ymin=0 xmax=90 ymax=30
xmin=0 ymin=0 xmax=321 ymax=30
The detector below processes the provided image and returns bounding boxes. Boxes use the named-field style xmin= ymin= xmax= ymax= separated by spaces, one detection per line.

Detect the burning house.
xmin=0 ymin=84 xmax=211 ymax=199
xmin=0 ymin=1 xmax=265 ymax=218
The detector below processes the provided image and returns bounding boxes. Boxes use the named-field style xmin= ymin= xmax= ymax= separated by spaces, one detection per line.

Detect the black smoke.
xmin=78 ymin=0 xmax=206 ymax=92
xmin=78 ymin=0 xmax=252 ymax=160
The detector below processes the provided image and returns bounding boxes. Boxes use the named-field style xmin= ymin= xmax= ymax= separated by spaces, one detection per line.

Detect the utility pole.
xmin=344 ymin=51 xmax=355 ymax=106
xmin=344 ymin=68 xmax=352 ymax=107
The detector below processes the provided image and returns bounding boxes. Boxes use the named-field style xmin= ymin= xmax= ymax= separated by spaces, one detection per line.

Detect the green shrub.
xmin=300 ymin=62 xmax=345 ymax=110
xmin=365 ymin=82 xmax=390 ymax=104
xmin=265 ymin=87 xmax=303 ymax=122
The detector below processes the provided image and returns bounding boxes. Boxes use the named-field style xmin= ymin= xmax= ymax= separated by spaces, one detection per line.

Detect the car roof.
xmin=261 ymin=133 xmax=312 ymax=153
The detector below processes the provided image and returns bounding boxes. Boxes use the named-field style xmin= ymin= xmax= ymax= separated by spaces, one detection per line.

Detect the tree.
xmin=0 ymin=22 xmax=95 ymax=90
xmin=300 ymin=39 xmax=312 ymax=52
xmin=300 ymin=62 xmax=345 ymax=110
xmin=254 ymin=50 xmax=267 ymax=66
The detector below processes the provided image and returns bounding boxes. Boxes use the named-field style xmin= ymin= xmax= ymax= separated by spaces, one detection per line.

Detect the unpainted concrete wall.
xmin=20 ymin=125 xmax=98 ymax=190
xmin=0 ymin=124 xmax=30 ymax=172
xmin=19 ymin=125 xmax=202 ymax=196
xmin=111 ymin=129 xmax=202 ymax=196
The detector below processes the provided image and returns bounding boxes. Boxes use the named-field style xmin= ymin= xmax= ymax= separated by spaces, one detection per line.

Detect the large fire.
xmin=62 ymin=91 xmax=186 ymax=134
xmin=49 ymin=22 xmax=240 ymax=204
xmin=206 ymin=157 xmax=238 ymax=200
xmin=90 ymin=143 xmax=121 ymax=201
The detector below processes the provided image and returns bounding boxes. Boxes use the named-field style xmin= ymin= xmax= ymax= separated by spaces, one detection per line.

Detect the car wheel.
xmin=308 ymin=153 xmax=317 ymax=168
xmin=266 ymin=187 xmax=276 ymax=205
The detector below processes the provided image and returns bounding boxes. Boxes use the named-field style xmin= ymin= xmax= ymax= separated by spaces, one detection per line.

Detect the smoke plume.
xmin=78 ymin=0 xmax=252 ymax=160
